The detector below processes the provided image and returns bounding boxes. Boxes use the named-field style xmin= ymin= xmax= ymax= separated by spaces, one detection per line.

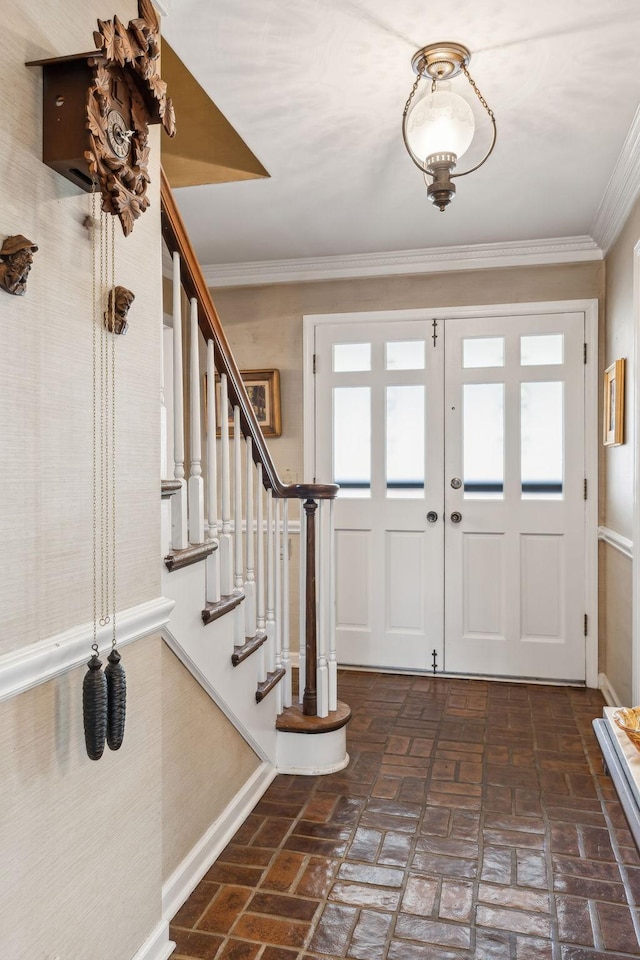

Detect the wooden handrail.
xmin=160 ymin=167 xmax=337 ymax=502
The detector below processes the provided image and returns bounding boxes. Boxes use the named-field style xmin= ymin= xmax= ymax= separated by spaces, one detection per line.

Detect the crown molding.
xmin=200 ymin=235 xmax=602 ymax=288
xmin=591 ymin=105 xmax=640 ymax=253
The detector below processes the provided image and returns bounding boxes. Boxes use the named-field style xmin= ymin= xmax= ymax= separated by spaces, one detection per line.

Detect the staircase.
xmin=159 ymin=169 xmax=350 ymax=774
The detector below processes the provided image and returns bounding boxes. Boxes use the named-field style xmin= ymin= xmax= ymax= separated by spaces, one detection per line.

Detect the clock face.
xmin=106 ymin=108 xmax=133 ymax=159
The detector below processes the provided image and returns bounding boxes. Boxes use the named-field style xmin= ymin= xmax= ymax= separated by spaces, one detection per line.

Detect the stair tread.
xmin=256 ymin=668 xmax=286 ymax=703
xmin=232 ymin=631 xmax=267 ymax=666
xmin=165 ymin=540 xmax=217 ymax=572
xmin=276 ymin=700 xmax=352 ymax=734
xmin=202 ymin=592 xmax=245 ymax=625
xmin=161 ymin=479 xmax=182 ymax=499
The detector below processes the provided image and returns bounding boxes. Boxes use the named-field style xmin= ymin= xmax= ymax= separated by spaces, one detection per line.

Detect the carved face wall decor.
xmin=0 ymin=235 xmax=38 ymax=296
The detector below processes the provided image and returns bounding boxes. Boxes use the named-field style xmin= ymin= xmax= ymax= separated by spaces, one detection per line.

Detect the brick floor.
xmin=170 ymin=672 xmax=640 ymax=959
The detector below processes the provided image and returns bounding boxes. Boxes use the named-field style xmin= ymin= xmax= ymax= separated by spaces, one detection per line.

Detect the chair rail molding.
xmin=591 ymin=105 xmax=640 ymax=254
xmin=201 ymin=236 xmax=602 ymax=288
xmin=0 ymin=596 xmax=175 ymax=702
xmin=598 ymin=525 xmax=634 ymax=559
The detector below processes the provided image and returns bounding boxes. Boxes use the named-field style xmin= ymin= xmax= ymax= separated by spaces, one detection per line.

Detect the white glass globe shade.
xmin=406 ymin=82 xmax=475 ymax=162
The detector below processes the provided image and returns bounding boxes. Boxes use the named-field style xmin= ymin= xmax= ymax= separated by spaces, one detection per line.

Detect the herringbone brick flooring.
xmin=170 ymin=672 xmax=640 ymax=959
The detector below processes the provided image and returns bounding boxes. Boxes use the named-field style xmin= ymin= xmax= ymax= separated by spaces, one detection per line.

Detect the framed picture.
xmin=214 ymin=368 xmax=282 ymax=438
xmin=603 ymin=358 xmax=625 ymax=446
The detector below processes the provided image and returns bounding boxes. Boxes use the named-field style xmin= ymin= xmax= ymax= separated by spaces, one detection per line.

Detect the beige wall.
xmin=1 ymin=3 xmax=161 ymax=655
xmin=0 ymin=6 xmax=163 ymax=959
xmin=0 ymin=634 xmax=163 ymax=959
xmin=162 ymin=645 xmax=260 ymax=881
xmin=599 ymin=193 xmax=640 ymax=704
xmin=212 ymin=261 xmax=604 ymax=482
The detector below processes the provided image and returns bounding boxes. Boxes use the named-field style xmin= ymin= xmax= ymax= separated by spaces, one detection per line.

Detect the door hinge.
xmin=432 ymin=649 xmax=438 ymax=674
xmin=584 ymin=343 xmax=587 ymax=364
xmin=584 ymin=478 xmax=587 ymax=500
xmin=584 ymin=613 xmax=588 ymax=636
xmin=313 ymin=353 xmax=317 ymax=374
xmin=432 ymin=319 xmax=438 ymax=347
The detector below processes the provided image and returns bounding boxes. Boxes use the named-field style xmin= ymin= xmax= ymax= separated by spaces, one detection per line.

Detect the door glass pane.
xmin=521 ymin=381 xmax=564 ymax=499
xmin=520 ymin=334 xmax=564 ymax=366
xmin=386 ymin=340 xmax=425 ymax=371
xmin=463 ymin=383 xmax=504 ymax=498
xmin=333 ymin=342 xmax=371 ymax=372
xmin=386 ymin=385 xmax=424 ymax=499
xmin=463 ymin=337 xmax=504 ymax=368
xmin=334 ymin=386 xmax=371 ymax=497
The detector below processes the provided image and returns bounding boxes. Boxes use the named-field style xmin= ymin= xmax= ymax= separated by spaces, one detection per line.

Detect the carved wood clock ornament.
xmin=28 ymin=0 xmax=176 ymax=235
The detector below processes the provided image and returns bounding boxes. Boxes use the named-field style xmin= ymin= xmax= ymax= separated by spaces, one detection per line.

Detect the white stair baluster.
xmin=244 ymin=438 xmax=256 ymax=638
xmin=206 ymin=339 xmax=220 ymax=603
xmin=266 ymin=489 xmax=276 ymax=673
xmin=171 ymin=251 xmax=188 ymax=549
xmin=256 ymin=464 xmax=267 ymax=683
xmin=298 ymin=501 xmax=306 ymax=704
xmin=282 ymin=499 xmax=292 ymax=708
xmin=160 ymin=321 xmax=168 ymax=481
xmin=233 ymin=405 xmax=244 ymax=648
xmin=219 ymin=373 xmax=233 ymax=595
xmin=188 ymin=298 xmax=205 ymax=543
xmin=317 ymin=499 xmax=330 ymax=718
xmin=328 ymin=497 xmax=338 ymax=712
xmin=274 ymin=498 xmax=283 ymax=713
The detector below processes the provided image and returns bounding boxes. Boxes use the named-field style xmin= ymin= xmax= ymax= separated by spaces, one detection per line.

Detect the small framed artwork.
xmin=214 ymin=368 xmax=282 ymax=438
xmin=603 ymin=358 xmax=625 ymax=446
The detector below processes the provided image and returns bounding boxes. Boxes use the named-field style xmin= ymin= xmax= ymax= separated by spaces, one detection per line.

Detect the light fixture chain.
xmin=462 ymin=63 xmax=495 ymax=121
xmin=402 ymin=68 xmax=424 ymax=117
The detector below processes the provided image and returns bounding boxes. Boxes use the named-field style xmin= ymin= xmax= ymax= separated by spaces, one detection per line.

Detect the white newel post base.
xmin=276 ymin=728 xmax=349 ymax=775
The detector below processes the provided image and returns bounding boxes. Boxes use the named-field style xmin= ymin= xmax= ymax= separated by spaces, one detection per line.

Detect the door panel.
xmin=315 ymin=319 xmax=443 ymax=671
xmin=444 ymin=312 xmax=585 ymax=681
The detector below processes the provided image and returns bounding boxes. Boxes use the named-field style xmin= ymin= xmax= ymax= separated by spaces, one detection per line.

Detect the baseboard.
xmin=599 ymin=672 xmax=624 ymax=707
xmin=162 ymin=760 xmax=277 ymax=921
xmin=132 ymin=921 xmax=175 ymax=960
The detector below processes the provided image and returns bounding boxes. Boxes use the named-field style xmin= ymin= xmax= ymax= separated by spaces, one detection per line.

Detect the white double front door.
xmin=313 ymin=308 xmax=588 ymax=682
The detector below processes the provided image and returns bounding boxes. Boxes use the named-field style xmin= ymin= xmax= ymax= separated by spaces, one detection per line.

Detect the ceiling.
xmin=163 ymin=0 xmax=640 ymax=272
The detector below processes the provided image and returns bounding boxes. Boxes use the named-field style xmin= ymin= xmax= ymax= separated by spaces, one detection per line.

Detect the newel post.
xmin=303 ymin=498 xmax=318 ymax=716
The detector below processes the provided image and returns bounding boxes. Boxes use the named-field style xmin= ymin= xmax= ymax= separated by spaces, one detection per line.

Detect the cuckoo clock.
xmin=28 ymin=0 xmax=175 ymax=235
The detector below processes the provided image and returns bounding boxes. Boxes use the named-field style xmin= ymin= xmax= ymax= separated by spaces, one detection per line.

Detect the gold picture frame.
xmin=214 ymin=368 xmax=282 ymax=438
xmin=603 ymin=358 xmax=625 ymax=446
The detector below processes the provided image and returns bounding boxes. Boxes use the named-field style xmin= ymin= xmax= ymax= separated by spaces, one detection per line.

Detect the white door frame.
xmin=303 ymin=299 xmax=599 ymax=688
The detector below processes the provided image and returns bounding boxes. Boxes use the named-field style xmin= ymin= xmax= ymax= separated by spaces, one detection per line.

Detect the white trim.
xmin=132 ymin=921 xmax=174 ymax=960
xmin=304 ymin=299 xmax=599 ymax=688
xmin=591 ymin=106 xmax=640 ymax=254
xmin=599 ymin=672 xmax=624 ymax=708
xmin=203 ymin=236 xmax=602 ymax=289
xmin=0 ymin=597 xmax=175 ymax=703
xmin=598 ymin=526 xmax=634 ymax=560
xmin=162 ymin=761 xmax=276 ymax=920
xmin=633 ymin=240 xmax=640 ymax=704
xmin=153 ymin=0 xmax=171 ymax=16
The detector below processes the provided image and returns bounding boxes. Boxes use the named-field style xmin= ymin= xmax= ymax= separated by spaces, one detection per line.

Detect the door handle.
xmin=426 ymin=511 xmax=438 ymax=523
xmin=450 ymin=511 xmax=462 ymax=524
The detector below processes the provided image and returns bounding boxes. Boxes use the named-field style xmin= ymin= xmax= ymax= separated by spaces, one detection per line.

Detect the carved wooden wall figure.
xmin=0 ymin=235 xmax=38 ymax=296
xmin=105 ymin=285 xmax=135 ymax=334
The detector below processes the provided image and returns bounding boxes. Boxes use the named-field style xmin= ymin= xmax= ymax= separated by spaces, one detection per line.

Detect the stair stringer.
xmin=161 ymin=561 xmax=278 ymax=764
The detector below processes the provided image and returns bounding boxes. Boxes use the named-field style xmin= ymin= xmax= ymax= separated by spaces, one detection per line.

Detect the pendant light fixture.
xmin=402 ymin=43 xmax=496 ymax=211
